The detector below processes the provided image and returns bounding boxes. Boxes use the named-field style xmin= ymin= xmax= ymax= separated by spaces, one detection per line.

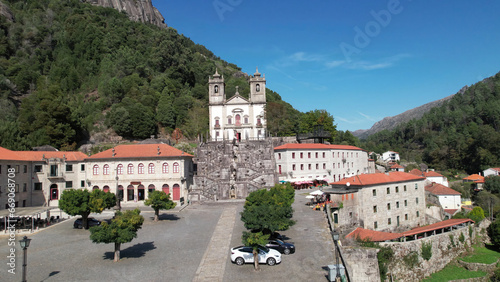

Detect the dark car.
xmin=73 ymin=217 xmax=101 ymax=229
xmin=266 ymin=239 xmax=295 ymax=255
xmin=268 ymin=232 xmax=285 ymax=241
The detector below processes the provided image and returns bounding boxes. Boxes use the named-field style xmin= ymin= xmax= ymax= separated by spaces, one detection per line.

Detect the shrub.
xmin=459 ymin=232 xmax=466 ymax=244
xmin=377 ymin=246 xmax=394 ymax=281
xmin=449 ymin=234 xmax=455 ymax=247
xmin=421 ymin=241 xmax=433 ymax=261
xmin=403 ymin=251 xmax=419 ymax=268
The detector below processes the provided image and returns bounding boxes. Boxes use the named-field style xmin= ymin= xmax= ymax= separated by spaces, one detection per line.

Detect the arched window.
xmin=103 ymin=185 xmax=110 ymax=193
xmin=228 ymin=116 xmax=232 ymax=125
xmin=162 ymin=184 xmax=170 ymax=195
xmin=93 ymin=165 xmax=99 ymax=175
xmin=103 ymin=164 xmax=110 ymax=175
xmin=215 ymin=119 xmax=220 ymax=127
xmin=214 ymin=85 xmax=218 ymax=93
xmin=256 ymin=117 xmax=261 ymax=125
xmin=256 ymin=84 xmax=260 ymax=92
xmin=138 ymin=163 xmax=144 ymax=174
xmin=92 ymin=186 xmax=99 ymax=190
xmin=148 ymin=163 xmax=155 ymax=174
xmin=127 ymin=164 xmax=134 ymax=174
xmin=162 ymin=163 xmax=169 ymax=173
xmin=50 ymin=184 xmax=58 ymax=200
xmin=148 ymin=184 xmax=155 ymax=196
xmin=235 ymin=114 xmax=241 ymax=126
xmin=173 ymin=162 xmax=179 ymax=173
xmin=244 ymin=116 xmax=249 ymax=124
xmin=117 ymin=164 xmax=123 ymax=175
xmin=127 ymin=185 xmax=134 ymax=201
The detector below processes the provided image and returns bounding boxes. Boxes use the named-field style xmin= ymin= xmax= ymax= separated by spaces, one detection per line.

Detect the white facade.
xmin=484 ymin=168 xmax=500 ymax=177
xmin=382 ymin=151 xmax=400 ymax=162
xmin=274 ymin=143 xmax=374 ymax=182
xmin=425 ymin=183 xmax=461 ymax=210
xmin=209 ymin=69 xmax=266 ymax=141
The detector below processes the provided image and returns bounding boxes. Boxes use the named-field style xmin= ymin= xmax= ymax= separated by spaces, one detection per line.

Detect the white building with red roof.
xmin=484 ymin=167 xmax=500 ymax=177
xmin=325 ymin=171 xmax=426 ymax=232
xmin=86 ymin=144 xmax=193 ymax=205
xmin=425 ymin=182 xmax=461 ymax=216
xmin=273 ymin=143 xmax=374 ymax=182
xmin=408 ymin=169 xmax=449 ymax=187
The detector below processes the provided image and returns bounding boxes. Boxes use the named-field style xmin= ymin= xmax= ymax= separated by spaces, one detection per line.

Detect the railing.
xmin=47 ymin=172 xmax=64 ymax=178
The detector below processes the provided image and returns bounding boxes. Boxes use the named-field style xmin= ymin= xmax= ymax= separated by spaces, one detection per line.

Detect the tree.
xmin=242 ymin=231 xmax=270 ymax=270
xmin=144 ymin=190 xmax=176 ymax=222
xmin=90 ymin=208 xmax=144 ymax=262
xmin=488 ymin=218 xmax=500 ymax=249
xmin=485 ymin=176 xmax=500 ymax=194
xmin=59 ymin=189 xmax=116 ymax=229
xmin=468 ymin=206 xmax=486 ymax=223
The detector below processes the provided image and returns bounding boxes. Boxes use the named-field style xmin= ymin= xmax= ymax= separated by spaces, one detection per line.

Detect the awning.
xmin=0 ymin=206 xmax=55 ymax=218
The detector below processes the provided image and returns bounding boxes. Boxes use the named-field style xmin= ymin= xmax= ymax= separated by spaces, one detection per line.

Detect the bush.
xmin=421 ymin=241 xmax=432 ymax=261
xmin=459 ymin=232 xmax=465 ymax=244
xmin=403 ymin=251 xmax=419 ymax=268
xmin=449 ymin=234 xmax=455 ymax=248
xmin=377 ymin=246 xmax=394 ymax=281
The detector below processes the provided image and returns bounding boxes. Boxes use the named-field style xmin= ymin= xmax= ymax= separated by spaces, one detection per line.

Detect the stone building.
xmin=325 ymin=172 xmax=426 ymax=233
xmin=208 ymin=68 xmax=266 ymax=141
xmin=274 ymin=143 xmax=374 ymax=182
xmin=85 ymin=144 xmax=193 ymax=204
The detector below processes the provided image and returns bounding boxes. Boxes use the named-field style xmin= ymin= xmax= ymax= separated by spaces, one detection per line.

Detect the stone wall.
xmin=191 ymin=139 xmax=277 ymax=202
xmin=381 ymin=224 xmax=475 ymax=281
xmin=342 ymin=247 xmax=381 ymax=282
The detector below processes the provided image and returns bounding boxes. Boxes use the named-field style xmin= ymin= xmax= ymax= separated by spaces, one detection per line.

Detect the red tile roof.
xmin=444 ymin=209 xmax=459 ymax=215
xmin=0 ymin=147 xmax=23 ymax=160
xmin=463 ymin=174 xmax=484 ymax=181
xmin=408 ymin=169 xmax=423 ymax=176
xmin=425 ymin=171 xmax=444 ymax=177
xmin=425 ymin=183 xmax=461 ymax=196
xmin=401 ymin=219 xmax=474 ymax=237
xmin=274 ymin=143 xmax=364 ymax=151
xmin=329 ymin=172 xmax=425 ymax=186
xmin=88 ymin=144 xmax=193 ymax=159
xmin=346 ymin=227 xmax=402 ymax=242
xmin=391 ymin=164 xmax=404 ymax=169
xmin=16 ymin=151 xmax=87 ymax=161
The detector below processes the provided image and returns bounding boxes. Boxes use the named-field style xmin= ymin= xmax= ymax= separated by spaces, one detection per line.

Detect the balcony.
xmin=47 ymin=171 xmax=64 ymax=179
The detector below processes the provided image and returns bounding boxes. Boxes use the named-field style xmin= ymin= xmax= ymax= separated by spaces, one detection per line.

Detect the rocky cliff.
xmin=84 ymin=0 xmax=166 ymax=28
xmin=352 ymin=87 xmax=468 ymax=139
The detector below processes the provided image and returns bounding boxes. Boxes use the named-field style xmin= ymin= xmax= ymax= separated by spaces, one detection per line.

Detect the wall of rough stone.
xmin=342 ymin=247 xmax=381 ymax=282
xmin=381 ymin=224 xmax=475 ymax=281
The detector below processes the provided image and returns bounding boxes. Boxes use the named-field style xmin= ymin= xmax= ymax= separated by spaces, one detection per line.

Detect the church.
xmin=208 ymin=68 xmax=266 ymax=141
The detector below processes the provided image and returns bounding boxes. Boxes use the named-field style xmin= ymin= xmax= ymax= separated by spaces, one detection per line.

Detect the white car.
xmin=230 ymin=245 xmax=282 ymax=266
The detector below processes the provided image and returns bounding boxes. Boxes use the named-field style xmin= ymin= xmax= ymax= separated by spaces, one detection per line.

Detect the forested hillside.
xmin=0 ymin=0 xmax=338 ymax=151
xmin=361 ymin=72 xmax=500 ymax=174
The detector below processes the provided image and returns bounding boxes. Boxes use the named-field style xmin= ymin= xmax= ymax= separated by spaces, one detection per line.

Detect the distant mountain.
xmin=83 ymin=0 xmax=167 ymax=28
xmin=352 ymin=88 xmax=466 ymax=139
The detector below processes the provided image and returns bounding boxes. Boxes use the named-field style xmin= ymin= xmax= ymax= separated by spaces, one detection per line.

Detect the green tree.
xmin=488 ymin=218 xmax=500 ymax=249
xmin=468 ymin=206 xmax=486 ymax=223
xmin=485 ymin=176 xmax=500 ymax=194
xmin=90 ymin=209 xmax=144 ymax=262
xmin=298 ymin=109 xmax=337 ymax=143
xmin=144 ymin=190 xmax=176 ymax=222
xmin=59 ymin=189 xmax=116 ymax=229
xmin=241 ymin=231 xmax=270 ymax=270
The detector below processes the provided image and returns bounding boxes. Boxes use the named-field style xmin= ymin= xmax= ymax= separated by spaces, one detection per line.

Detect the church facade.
xmin=208 ymin=68 xmax=266 ymax=141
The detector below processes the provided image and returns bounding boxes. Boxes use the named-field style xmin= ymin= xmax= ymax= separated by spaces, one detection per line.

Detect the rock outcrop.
xmin=0 ymin=1 xmax=14 ymax=22
xmin=84 ymin=0 xmax=166 ymax=28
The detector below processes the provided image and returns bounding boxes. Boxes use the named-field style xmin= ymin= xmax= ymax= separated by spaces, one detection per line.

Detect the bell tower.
xmin=209 ymin=69 xmax=225 ymax=105
xmin=249 ymin=67 xmax=266 ymax=104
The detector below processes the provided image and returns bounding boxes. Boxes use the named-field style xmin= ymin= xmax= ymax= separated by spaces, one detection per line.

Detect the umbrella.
xmin=309 ymin=190 xmax=324 ymax=195
xmin=305 ymin=195 xmax=315 ymax=199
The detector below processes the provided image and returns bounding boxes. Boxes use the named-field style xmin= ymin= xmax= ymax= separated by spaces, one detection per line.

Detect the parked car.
xmin=268 ymin=231 xmax=285 ymax=241
xmin=266 ymin=239 xmax=295 ymax=255
xmin=73 ymin=217 xmax=101 ymax=229
xmin=230 ymin=245 xmax=281 ymax=266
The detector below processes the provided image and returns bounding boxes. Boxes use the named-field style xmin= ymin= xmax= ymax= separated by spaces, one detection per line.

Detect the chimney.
xmin=112 ymin=148 xmax=115 ymax=157
xmin=157 ymin=146 xmax=160 ymax=155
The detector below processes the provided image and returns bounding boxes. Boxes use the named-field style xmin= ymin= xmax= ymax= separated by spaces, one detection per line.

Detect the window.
xmin=34 ymin=165 xmax=42 ymax=172
xmin=323 ymin=152 xmax=325 ymax=158
xmin=127 ymin=164 xmax=134 ymax=174
xmin=397 ymin=216 xmax=400 ymax=227
xmin=404 ymin=185 xmax=407 ymax=192
xmin=292 ymin=153 xmax=295 ymax=159
xmin=374 ymin=221 xmax=378 ymax=229
xmin=103 ymin=164 xmax=110 ymax=175
xmin=214 ymin=85 xmax=218 ymax=93
xmin=24 ymin=165 xmax=28 ymax=173
xmin=34 ymin=183 xmax=42 ymax=191
xmin=244 ymin=116 xmax=249 ymax=124
xmin=323 ymin=163 xmax=326 ymax=169
xmin=388 ymin=218 xmax=391 ymax=225
xmin=387 ymin=187 xmax=390 ymax=194
xmin=415 ymin=183 xmax=418 ymax=190
xmin=373 ymin=206 xmax=377 ymax=213
xmin=387 ymin=203 xmax=391 ymax=210
xmin=308 ymin=164 xmax=312 ymax=170
xmin=395 ymin=186 xmax=399 ymax=193
xmin=333 ymin=163 xmax=335 ymax=169
xmin=148 ymin=163 xmax=155 ymax=174
xmin=66 ymin=181 xmax=73 ymax=188
xmin=228 ymin=117 xmax=232 ymax=124
xmin=16 ymin=165 xmax=19 ymax=173
xmin=278 ymin=165 xmax=282 ymax=174
xmin=292 ymin=164 xmax=296 ymax=171
xmin=235 ymin=114 xmax=241 ymax=126
xmin=315 ymin=152 xmax=318 ymax=158
xmin=256 ymin=83 xmax=260 ymax=92
xmin=416 ymin=211 xmax=420 ymax=217
xmin=405 ymin=214 xmax=408 ymax=220
xmin=315 ymin=164 xmax=319 ymax=170
xmin=93 ymin=165 xmax=99 ymax=175
xmin=50 ymin=164 xmax=58 ymax=177
xmin=66 ymin=164 xmax=73 ymax=172
xmin=372 ymin=189 xmax=376 ymax=196
xmin=80 ymin=181 xmax=85 ymax=188
xmin=300 ymin=164 xmax=304 ymax=170
xmin=278 ymin=153 xmax=281 ymax=160
xmin=138 ymin=163 xmax=145 ymax=174
xmin=300 ymin=152 xmax=303 ymax=158
xmin=81 ymin=164 xmax=85 ymax=171
xmin=416 ymin=197 xmax=419 ymax=204
xmin=215 ymin=119 xmax=220 ymax=126
xmin=0 ymin=165 xmax=1 ymax=174
xmin=404 ymin=200 xmax=408 ymax=207
xmin=173 ymin=162 xmax=179 ymax=173
xmin=23 ymin=183 xmax=27 ymax=192
xmin=117 ymin=164 xmax=123 ymax=175
xmin=396 ymin=201 xmax=400 ymax=208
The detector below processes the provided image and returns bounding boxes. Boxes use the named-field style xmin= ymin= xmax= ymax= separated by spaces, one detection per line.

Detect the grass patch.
xmin=422 ymin=264 xmax=487 ymax=281
xmin=460 ymin=244 xmax=500 ymax=264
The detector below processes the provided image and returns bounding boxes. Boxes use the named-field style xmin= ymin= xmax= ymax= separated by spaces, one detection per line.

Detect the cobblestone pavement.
xmin=0 ymin=190 xmax=334 ymax=282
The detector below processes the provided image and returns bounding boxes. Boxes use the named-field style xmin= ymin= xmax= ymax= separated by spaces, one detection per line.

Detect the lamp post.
xmin=20 ymin=236 xmax=31 ymax=282
xmin=331 ymin=230 xmax=341 ymax=282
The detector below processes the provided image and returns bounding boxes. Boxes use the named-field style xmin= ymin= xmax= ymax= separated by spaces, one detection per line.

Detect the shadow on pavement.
xmin=154 ymin=213 xmax=181 ymax=221
xmin=103 ymin=241 xmax=156 ymax=260
xmin=41 ymin=271 xmax=61 ymax=281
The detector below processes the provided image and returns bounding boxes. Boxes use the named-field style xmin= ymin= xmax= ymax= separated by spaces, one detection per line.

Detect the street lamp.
xmin=20 ymin=236 xmax=31 ymax=282
xmin=331 ymin=230 xmax=341 ymax=282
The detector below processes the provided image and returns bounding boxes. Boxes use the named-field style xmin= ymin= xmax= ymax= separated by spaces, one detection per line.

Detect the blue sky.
xmin=152 ymin=1 xmax=500 ymax=131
